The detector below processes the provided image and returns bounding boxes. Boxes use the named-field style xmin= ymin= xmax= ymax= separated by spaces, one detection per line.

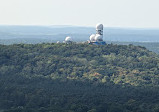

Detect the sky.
xmin=0 ymin=0 xmax=159 ymax=28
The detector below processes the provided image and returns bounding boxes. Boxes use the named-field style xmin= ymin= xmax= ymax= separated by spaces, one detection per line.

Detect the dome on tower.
xmin=89 ymin=34 xmax=96 ymax=42
xmin=95 ymin=34 xmax=103 ymax=41
xmin=96 ymin=24 xmax=103 ymax=30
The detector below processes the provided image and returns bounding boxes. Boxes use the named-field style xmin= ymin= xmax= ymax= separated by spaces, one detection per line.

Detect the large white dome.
xmin=95 ymin=34 xmax=103 ymax=41
xmin=96 ymin=24 xmax=103 ymax=30
xmin=65 ymin=36 xmax=72 ymax=42
xmin=89 ymin=34 xmax=96 ymax=42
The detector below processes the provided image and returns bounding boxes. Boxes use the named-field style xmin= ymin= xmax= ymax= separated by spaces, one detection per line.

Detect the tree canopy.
xmin=1 ymin=43 xmax=159 ymax=112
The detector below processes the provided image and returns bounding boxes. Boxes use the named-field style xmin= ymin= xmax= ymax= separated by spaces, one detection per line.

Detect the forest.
xmin=1 ymin=43 xmax=159 ymax=112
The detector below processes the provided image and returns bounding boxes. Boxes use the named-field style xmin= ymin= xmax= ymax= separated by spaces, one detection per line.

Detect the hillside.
xmin=1 ymin=43 xmax=159 ymax=112
xmin=110 ymin=41 xmax=159 ymax=55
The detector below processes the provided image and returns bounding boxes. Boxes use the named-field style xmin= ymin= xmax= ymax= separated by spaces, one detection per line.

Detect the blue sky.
xmin=0 ymin=0 xmax=159 ymax=28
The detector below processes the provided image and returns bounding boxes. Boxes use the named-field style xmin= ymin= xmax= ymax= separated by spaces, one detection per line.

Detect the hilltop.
xmin=1 ymin=43 xmax=159 ymax=86
xmin=1 ymin=43 xmax=159 ymax=112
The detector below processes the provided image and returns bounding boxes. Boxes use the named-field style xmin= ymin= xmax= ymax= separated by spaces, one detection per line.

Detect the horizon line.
xmin=0 ymin=24 xmax=159 ymax=30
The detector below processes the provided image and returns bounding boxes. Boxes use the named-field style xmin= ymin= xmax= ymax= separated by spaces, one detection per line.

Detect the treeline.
xmin=0 ymin=43 xmax=159 ymax=112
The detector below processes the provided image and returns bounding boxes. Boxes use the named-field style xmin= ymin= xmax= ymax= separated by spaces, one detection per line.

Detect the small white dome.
xmin=89 ymin=34 xmax=96 ymax=42
xmin=95 ymin=34 xmax=103 ymax=41
xmin=65 ymin=36 xmax=72 ymax=42
xmin=96 ymin=24 xmax=103 ymax=30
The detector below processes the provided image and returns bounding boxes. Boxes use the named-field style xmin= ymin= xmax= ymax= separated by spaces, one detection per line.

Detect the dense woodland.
xmin=1 ymin=43 xmax=159 ymax=112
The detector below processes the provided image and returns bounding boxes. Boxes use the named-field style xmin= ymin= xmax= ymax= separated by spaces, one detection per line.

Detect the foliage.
xmin=0 ymin=43 xmax=159 ymax=112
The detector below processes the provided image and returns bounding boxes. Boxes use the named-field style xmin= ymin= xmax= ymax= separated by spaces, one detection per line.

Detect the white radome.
xmin=65 ymin=36 xmax=72 ymax=42
xmin=89 ymin=34 xmax=96 ymax=42
xmin=95 ymin=34 xmax=103 ymax=41
xmin=96 ymin=23 xmax=103 ymax=30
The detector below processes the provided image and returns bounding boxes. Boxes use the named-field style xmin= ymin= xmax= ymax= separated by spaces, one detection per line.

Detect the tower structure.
xmin=88 ymin=24 xmax=106 ymax=45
